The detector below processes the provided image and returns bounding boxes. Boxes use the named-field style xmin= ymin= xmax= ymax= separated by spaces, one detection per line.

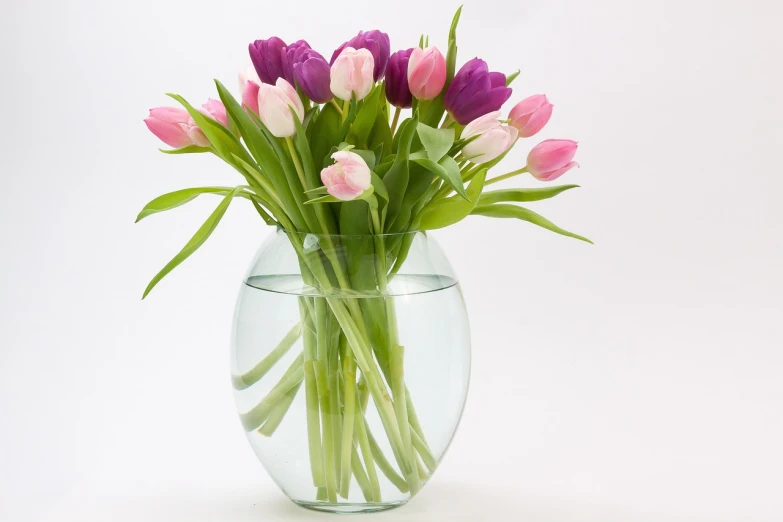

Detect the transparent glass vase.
xmin=231 ymin=228 xmax=470 ymax=514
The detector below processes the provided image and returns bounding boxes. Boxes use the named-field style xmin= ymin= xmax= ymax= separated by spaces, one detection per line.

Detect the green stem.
xmin=231 ymin=322 xmax=301 ymax=390
xmin=440 ymin=113 xmax=454 ymax=129
xmin=390 ymin=106 xmax=402 ymax=135
xmin=300 ymin=298 xmax=326 ymax=488
xmin=238 ymin=353 xmax=304 ymax=431
xmin=366 ymin=420 xmax=409 ymax=493
xmin=354 ymin=381 xmax=381 ymax=501
xmin=285 ymin=137 xmax=309 ymax=191
xmin=485 ymin=167 xmax=528 ymax=186
xmin=351 ymin=445 xmax=374 ymax=502
xmin=391 ymin=344 xmax=419 ymax=494
xmin=314 ymin=359 xmax=338 ymax=503
xmin=411 ymin=425 xmax=436 ymax=471
xmin=339 ymin=355 xmax=356 ymax=499
xmin=258 ymin=381 xmax=301 ymax=436
xmin=329 ymin=99 xmax=345 ymax=117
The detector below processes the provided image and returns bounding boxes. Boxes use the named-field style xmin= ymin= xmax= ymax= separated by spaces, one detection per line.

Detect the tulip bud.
xmin=248 ymin=37 xmax=287 ymax=84
xmin=407 ymin=46 xmax=447 ymax=101
xmin=291 ymin=49 xmax=333 ymax=104
xmin=385 ymin=48 xmax=413 ymax=108
xmin=239 ymin=66 xmax=261 ymax=114
xmin=526 ymin=139 xmax=579 ymax=182
xmin=445 ymin=58 xmax=513 ymax=124
xmin=331 ymin=30 xmax=390 ymax=81
xmin=509 ymin=94 xmax=553 ymax=138
xmin=330 ymin=47 xmax=375 ymax=102
xmin=144 ymin=100 xmax=227 ymax=149
xmin=460 ymin=111 xmax=518 ymax=164
xmin=320 ymin=151 xmax=372 ymax=201
xmin=257 ymin=78 xmax=305 ymax=138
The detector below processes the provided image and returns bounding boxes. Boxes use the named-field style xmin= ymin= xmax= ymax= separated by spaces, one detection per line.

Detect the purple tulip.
xmin=444 ymin=58 xmax=513 ymax=125
xmin=281 ymin=40 xmax=311 ymax=85
xmin=293 ymin=49 xmax=333 ymax=104
xmin=249 ymin=37 xmax=288 ymax=84
xmin=385 ymin=48 xmax=414 ymax=108
xmin=330 ymin=30 xmax=390 ymax=81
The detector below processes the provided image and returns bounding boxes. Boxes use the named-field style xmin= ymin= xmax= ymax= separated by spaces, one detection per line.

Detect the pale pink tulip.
xmin=144 ymin=100 xmax=227 ymax=149
xmin=509 ymin=94 xmax=553 ymax=138
xmin=239 ymin=65 xmax=261 ymax=114
xmin=526 ymin=139 xmax=579 ymax=181
xmin=257 ymin=78 xmax=305 ymax=138
xmin=320 ymin=151 xmax=372 ymax=201
xmin=461 ymin=111 xmax=519 ymax=164
xmin=407 ymin=46 xmax=446 ymax=100
xmin=330 ymin=47 xmax=375 ymax=101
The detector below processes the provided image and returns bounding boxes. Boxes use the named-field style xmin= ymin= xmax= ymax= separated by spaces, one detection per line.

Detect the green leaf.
xmin=371 ymin=172 xmax=389 ymax=201
xmin=417 ymin=169 xmax=486 ymax=230
xmin=472 ymin=204 xmax=593 ymax=244
xmin=411 ymin=155 xmax=468 ymax=199
xmin=417 ymin=123 xmax=455 ymax=162
xmin=478 ymin=185 xmax=580 ymax=206
xmin=387 ymin=162 xmax=435 ymax=233
xmin=368 ymin=110 xmax=393 ymax=161
xmin=446 ymin=6 xmax=463 ymax=83
xmin=348 ymin=86 xmax=382 ymax=147
xmin=307 ymin=101 xmax=342 ymax=173
xmin=142 ymin=187 xmax=242 ymax=299
xmin=351 ymin=148 xmax=377 ymax=170
xmin=304 ymin=194 xmax=343 ymax=204
xmin=159 ymin=145 xmax=211 ymax=155
xmin=136 ymin=187 xmax=236 ymax=222
xmin=383 ymin=117 xmax=418 ymax=231
xmin=506 ymin=70 xmax=521 ymax=86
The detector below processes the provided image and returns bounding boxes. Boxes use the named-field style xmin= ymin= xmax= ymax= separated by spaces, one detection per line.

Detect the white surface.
xmin=2 ymin=0 xmax=782 ymax=521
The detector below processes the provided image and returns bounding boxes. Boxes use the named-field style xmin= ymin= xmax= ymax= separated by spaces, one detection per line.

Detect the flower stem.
xmin=231 ymin=322 xmax=301 ymax=390
xmin=390 ymin=106 xmax=402 ymax=135
xmin=300 ymin=298 xmax=326 ymax=488
xmin=485 ymin=167 xmax=528 ymax=186
xmin=329 ymin=99 xmax=344 ymax=117
xmin=339 ymin=355 xmax=356 ymax=499
xmin=285 ymin=136 xmax=309 ymax=190
xmin=238 ymin=353 xmax=304 ymax=431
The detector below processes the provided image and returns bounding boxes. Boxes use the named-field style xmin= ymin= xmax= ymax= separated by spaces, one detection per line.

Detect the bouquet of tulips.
xmin=140 ymin=6 xmax=589 ymax=505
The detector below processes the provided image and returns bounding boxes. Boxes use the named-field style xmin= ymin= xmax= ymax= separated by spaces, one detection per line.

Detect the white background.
xmin=2 ymin=0 xmax=782 ymax=520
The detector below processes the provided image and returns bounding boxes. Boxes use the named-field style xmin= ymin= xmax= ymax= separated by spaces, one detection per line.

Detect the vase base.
xmin=293 ymin=500 xmax=408 ymax=514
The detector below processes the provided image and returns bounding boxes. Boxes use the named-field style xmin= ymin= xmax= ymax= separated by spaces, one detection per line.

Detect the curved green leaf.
xmin=417 ymin=169 xmax=486 ymax=230
xmin=383 ymin=117 xmax=418 ymax=230
xmin=136 ymin=187 xmax=235 ymax=222
xmin=159 ymin=145 xmax=211 ymax=155
xmin=412 ymin=155 xmax=468 ymax=199
xmin=417 ymin=123 xmax=455 ymax=162
xmin=472 ymin=204 xmax=593 ymax=244
xmin=506 ymin=70 xmax=521 ymax=86
xmin=478 ymin=185 xmax=580 ymax=206
xmin=142 ymin=187 xmax=242 ymax=299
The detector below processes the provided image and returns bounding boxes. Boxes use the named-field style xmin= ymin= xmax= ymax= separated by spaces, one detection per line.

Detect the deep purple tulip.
xmin=293 ymin=49 xmax=333 ymax=103
xmin=385 ymin=48 xmax=414 ymax=108
xmin=330 ymin=30 xmax=391 ymax=81
xmin=249 ymin=37 xmax=288 ymax=84
xmin=444 ymin=58 xmax=513 ymax=125
xmin=281 ymin=40 xmax=311 ymax=85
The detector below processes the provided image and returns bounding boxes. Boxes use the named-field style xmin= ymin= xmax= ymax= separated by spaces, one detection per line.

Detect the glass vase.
xmin=231 ymin=228 xmax=470 ymax=514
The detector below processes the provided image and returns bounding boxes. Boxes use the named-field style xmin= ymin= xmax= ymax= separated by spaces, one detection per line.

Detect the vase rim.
xmin=275 ymin=226 xmax=425 ymax=239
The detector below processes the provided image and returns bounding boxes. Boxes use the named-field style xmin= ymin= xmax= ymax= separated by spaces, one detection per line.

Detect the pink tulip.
xmin=239 ymin=65 xmax=261 ymax=114
xmin=257 ymin=78 xmax=305 ymax=138
xmin=509 ymin=94 xmax=553 ymax=138
xmin=407 ymin=46 xmax=447 ymax=100
xmin=320 ymin=151 xmax=372 ymax=201
xmin=526 ymin=139 xmax=579 ymax=181
xmin=330 ymin=47 xmax=375 ymax=101
xmin=144 ymin=100 xmax=227 ymax=149
xmin=460 ymin=111 xmax=519 ymax=164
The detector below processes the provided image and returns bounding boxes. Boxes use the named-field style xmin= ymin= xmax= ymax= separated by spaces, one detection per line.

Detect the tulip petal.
xmin=144 ymin=117 xmax=192 ymax=148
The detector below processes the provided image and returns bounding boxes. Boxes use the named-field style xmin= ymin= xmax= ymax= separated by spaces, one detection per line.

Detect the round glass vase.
xmin=231 ymin=228 xmax=470 ymax=514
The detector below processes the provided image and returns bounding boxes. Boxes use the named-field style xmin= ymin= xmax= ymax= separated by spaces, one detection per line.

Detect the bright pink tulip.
xmin=460 ymin=111 xmax=519 ymax=164
xmin=144 ymin=100 xmax=227 ymax=149
xmin=257 ymin=78 xmax=305 ymax=138
xmin=320 ymin=151 xmax=372 ymax=201
xmin=239 ymin=65 xmax=261 ymax=114
xmin=407 ymin=46 xmax=446 ymax=100
xmin=330 ymin=47 xmax=375 ymax=101
xmin=526 ymin=139 xmax=579 ymax=181
xmin=509 ymin=94 xmax=553 ymax=138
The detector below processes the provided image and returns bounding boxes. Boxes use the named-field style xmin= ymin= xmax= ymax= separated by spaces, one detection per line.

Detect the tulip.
xmin=144 ymin=100 xmax=227 ymax=149
xmin=444 ymin=58 xmax=513 ymax=125
xmin=407 ymin=46 xmax=447 ymax=100
xmin=509 ymin=94 xmax=553 ymax=138
xmin=257 ymin=78 xmax=305 ymax=138
xmin=281 ymin=40 xmax=311 ymax=85
xmin=331 ymin=30 xmax=390 ymax=81
xmin=385 ymin=48 xmax=413 ymax=108
xmin=248 ymin=37 xmax=287 ymax=84
xmin=460 ymin=111 xmax=518 ymax=164
xmin=282 ymin=43 xmax=333 ymax=104
xmin=330 ymin=47 xmax=375 ymax=102
xmin=526 ymin=139 xmax=579 ymax=181
xmin=239 ymin=65 xmax=261 ymax=114
xmin=320 ymin=151 xmax=372 ymax=201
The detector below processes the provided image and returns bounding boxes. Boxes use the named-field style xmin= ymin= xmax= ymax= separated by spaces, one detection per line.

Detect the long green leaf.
xmin=472 ymin=204 xmax=593 ymax=244
xmin=159 ymin=145 xmax=211 ymax=155
xmin=136 ymin=187 xmax=236 ymax=222
xmin=383 ymin=118 xmax=417 ymax=230
xmin=478 ymin=185 xmax=580 ymax=206
xmin=142 ymin=187 xmax=242 ymax=299
xmin=348 ymin=86 xmax=382 ymax=148
xmin=416 ymin=123 xmax=455 ymax=162
xmin=308 ymin=102 xmax=342 ymax=170
xmin=417 ymin=169 xmax=486 ymax=230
